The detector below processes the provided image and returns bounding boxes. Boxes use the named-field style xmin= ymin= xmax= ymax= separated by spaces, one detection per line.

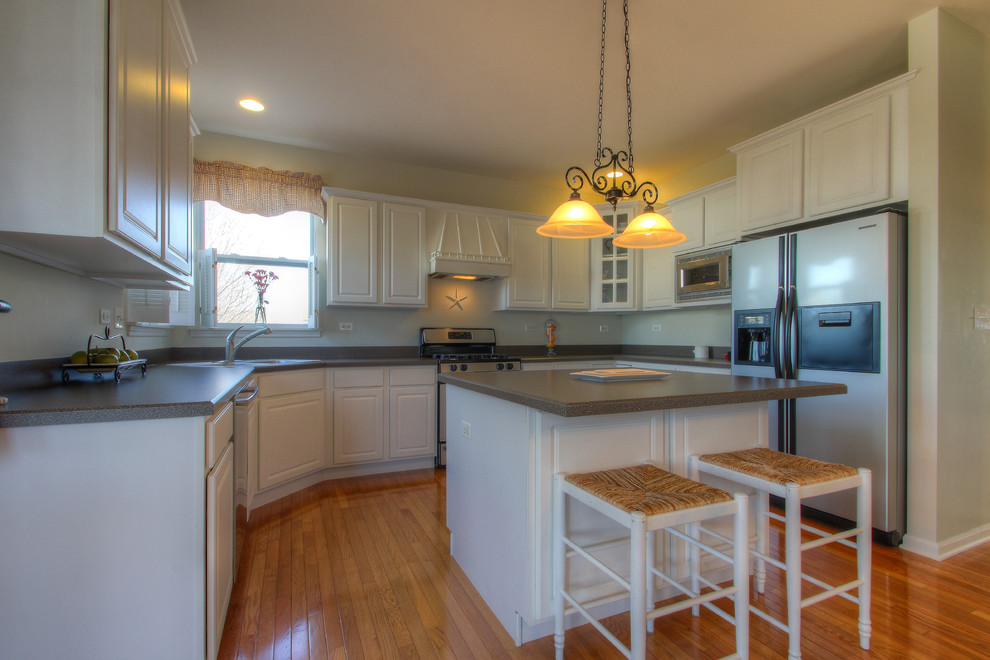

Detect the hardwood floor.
xmin=220 ymin=469 xmax=990 ymax=659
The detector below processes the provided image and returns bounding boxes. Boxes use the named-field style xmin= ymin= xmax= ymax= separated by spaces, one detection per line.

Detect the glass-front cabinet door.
xmin=591 ymin=201 xmax=640 ymax=311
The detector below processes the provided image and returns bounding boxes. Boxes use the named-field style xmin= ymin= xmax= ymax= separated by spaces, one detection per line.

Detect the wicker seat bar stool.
xmin=688 ymin=447 xmax=871 ymax=660
xmin=553 ymin=463 xmax=750 ymax=660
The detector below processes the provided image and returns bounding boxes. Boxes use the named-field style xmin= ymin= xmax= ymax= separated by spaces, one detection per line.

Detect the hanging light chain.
xmin=595 ymin=0 xmax=608 ymax=168
xmin=624 ymin=0 xmax=634 ymax=172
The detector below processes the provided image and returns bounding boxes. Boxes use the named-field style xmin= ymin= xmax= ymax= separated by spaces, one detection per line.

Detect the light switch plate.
xmin=99 ymin=308 xmax=111 ymax=324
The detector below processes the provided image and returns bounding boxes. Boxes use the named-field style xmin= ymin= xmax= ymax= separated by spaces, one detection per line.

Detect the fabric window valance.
xmin=193 ymin=159 xmax=324 ymax=218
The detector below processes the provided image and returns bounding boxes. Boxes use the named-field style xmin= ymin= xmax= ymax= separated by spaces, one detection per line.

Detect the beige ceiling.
xmin=181 ymin=0 xmax=990 ymax=193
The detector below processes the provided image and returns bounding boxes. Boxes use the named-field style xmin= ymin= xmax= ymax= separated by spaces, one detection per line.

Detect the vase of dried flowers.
xmin=245 ymin=269 xmax=278 ymax=324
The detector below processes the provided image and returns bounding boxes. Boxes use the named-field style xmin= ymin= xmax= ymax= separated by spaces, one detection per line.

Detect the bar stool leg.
xmin=646 ymin=529 xmax=656 ymax=633
xmin=553 ymin=474 xmax=566 ymax=660
xmin=784 ymin=482 xmax=802 ymax=660
xmin=630 ymin=512 xmax=648 ymax=660
xmin=857 ymin=468 xmax=873 ymax=650
xmin=733 ymin=493 xmax=751 ymax=660
xmin=754 ymin=491 xmax=769 ymax=594
xmin=688 ymin=457 xmax=702 ymax=616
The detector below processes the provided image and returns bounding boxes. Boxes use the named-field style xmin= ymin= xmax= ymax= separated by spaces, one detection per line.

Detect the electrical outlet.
xmin=599 ymin=324 xmax=609 ymax=332
xmin=461 ymin=421 xmax=472 ymax=439
xmin=652 ymin=323 xmax=661 ymax=332
xmin=99 ymin=308 xmax=111 ymax=324
xmin=339 ymin=322 xmax=353 ymax=331
xmin=114 ymin=306 xmax=124 ymax=326
xmin=975 ymin=307 xmax=990 ymax=331
xmin=524 ymin=323 xmax=536 ymax=331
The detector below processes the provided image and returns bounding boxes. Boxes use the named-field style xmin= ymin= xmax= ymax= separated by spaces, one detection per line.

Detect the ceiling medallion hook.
xmin=539 ymin=0 xmax=684 ymax=248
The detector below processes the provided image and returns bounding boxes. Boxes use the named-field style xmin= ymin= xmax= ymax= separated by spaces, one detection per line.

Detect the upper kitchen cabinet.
xmin=497 ymin=217 xmax=590 ymax=312
xmin=732 ymin=72 xmax=914 ymax=233
xmin=0 ymin=0 xmax=195 ymax=288
xmin=664 ymin=178 xmax=738 ymax=253
xmin=326 ymin=195 xmax=427 ymax=307
xmin=591 ymin=201 xmax=640 ymax=311
xmin=639 ymin=210 xmax=677 ymax=311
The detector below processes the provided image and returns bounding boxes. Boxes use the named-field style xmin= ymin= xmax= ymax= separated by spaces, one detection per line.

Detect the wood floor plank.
xmin=221 ymin=468 xmax=990 ymax=659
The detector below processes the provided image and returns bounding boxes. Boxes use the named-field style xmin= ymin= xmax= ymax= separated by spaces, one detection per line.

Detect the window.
xmin=199 ymin=200 xmax=318 ymax=328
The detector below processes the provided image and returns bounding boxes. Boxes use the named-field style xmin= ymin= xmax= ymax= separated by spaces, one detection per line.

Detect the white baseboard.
xmin=901 ymin=523 xmax=990 ymax=561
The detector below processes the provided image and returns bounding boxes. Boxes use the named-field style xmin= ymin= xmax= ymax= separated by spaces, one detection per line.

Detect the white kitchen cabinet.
xmin=332 ymin=368 xmax=387 ymax=464
xmin=327 ymin=196 xmax=427 ymax=307
xmin=233 ymin=378 xmax=259 ymax=513
xmin=257 ymin=369 xmax=326 ymax=489
xmin=640 ymin=245 xmax=677 ymax=310
xmin=500 ymin=217 xmax=551 ymax=309
xmin=498 ymin=217 xmax=590 ymax=311
xmin=736 ymin=130 xmax=805 ymax=232
xmin=551 ymin=234 xmax=591 ymax=310
xmin=328 ymin=197 xmax=379 ymax=304
xmin=0 ymin=0 xmax=194 ymax=288
xmin=732 ymin=72 xmax=913 ymax=233
xmin=206 ymin=440 xmax=234 ymax=660
xmin=205 ymin=401 xmax=235 ymax=660
xmin=388 ymin=367 xmax=437 ymax=459
xmin=331 ymin=366 xmax=437 ymax=464
xmin=806 ymin=95 xmax=890 ymax=217
xmin=662 ymin=180 xmax=741 ymax=254
xmin=591 ymin=201 xmax=640 ymax=311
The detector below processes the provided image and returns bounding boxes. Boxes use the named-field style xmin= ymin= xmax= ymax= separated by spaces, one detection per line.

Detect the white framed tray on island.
xmin=570 ymin=368 xmax=671 ymax=382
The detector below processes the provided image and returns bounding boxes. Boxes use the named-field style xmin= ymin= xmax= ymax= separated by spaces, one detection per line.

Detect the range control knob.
xmin=506 ymin=362 xmax=515 ymax=370
xmin=459 ymin=363 xmax=468 ymax=371
xmin=496 ymin=363 xmax=505 ymax=370
xmin=448 ymin=364 xmax=457 ymax=372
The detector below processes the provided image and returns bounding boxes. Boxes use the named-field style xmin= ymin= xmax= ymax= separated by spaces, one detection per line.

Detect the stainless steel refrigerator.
xmin=731 ymin=211 xmax=906 ymax=544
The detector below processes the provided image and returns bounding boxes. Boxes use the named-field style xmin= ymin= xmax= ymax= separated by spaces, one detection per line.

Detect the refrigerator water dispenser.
xmin=734 ymin=309 xmax=774 ymax=366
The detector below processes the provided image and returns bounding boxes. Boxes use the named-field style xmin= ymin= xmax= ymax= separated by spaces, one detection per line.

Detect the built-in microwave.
xmin=675 ymin=247 xmax=732 ymax=302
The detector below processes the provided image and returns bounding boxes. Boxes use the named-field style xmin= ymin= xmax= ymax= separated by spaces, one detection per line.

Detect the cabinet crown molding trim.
xmin=662 ymin=177 xmax=736 ymax=207
xmin=729 ymin=70 xmax=918 ymax=153
xmin=321 ymin=187 xmax=547 ymax=222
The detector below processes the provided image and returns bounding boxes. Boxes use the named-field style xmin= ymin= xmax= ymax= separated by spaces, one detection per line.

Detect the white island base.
xmin=444 ymin=385 xmax=770 ymax=645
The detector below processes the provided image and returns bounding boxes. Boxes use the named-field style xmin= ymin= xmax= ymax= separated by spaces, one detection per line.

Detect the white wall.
xmin=902 ymin=8 xmax=990 ymax=558
xmin=0 ymin=253 xmax=170 ymax=362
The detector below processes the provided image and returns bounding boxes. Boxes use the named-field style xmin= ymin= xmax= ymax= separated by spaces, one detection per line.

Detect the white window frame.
xmin=194 ymin=201 xmax=320 ymax=334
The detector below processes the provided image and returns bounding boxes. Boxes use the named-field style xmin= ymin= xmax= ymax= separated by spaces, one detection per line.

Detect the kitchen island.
xmin=439 ymin=368 xmax=846 ymax=645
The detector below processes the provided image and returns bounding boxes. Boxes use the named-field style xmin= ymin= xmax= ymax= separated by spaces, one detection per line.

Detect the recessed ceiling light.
xmin=239 ymin=98 xmax=264 ymax=112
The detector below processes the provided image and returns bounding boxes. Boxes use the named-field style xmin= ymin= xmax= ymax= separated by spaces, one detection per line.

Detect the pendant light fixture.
xmin=539 ymin=0 xmax=685 ymax=249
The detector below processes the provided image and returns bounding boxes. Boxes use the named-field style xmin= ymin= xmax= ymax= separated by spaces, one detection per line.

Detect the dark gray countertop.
xmin=0 ymin=351 xmax=732 ymax=429
xmin=0 ymin=365 xmax=253 ymax=428
xmin=438 ymin=369 xmax=846 ymax=417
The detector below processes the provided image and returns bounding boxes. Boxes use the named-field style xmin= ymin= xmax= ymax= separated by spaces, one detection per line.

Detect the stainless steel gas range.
xmin=420 ymin=327 xmax=522 ymax=467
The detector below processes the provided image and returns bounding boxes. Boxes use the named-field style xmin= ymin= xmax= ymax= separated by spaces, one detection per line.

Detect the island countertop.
xmin=438 ymin=368 xmax=846 ymax=417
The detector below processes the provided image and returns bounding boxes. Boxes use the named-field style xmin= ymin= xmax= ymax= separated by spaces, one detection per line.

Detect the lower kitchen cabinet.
xmin=206 ymin=401 xmax=235 ymax=660
xmin=331 ymin=366 xmax=437 ymax=465
xmin=388 ymin=367 xmax=437 ymax=459
xmin=257 ymin=369 xmax=326 ymax=490
xmin=206 ymin=440 xmax=234 ymax=660
xmin=332 ymin=385 xmax=386 ymax=464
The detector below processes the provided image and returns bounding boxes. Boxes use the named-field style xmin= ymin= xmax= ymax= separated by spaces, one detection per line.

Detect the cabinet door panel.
xmin=389 ymin=386 xmax=436 ymax=459
xmin=109 ymin=0 xmax=163 ymax=255
xmin=162 ymin=10 xmax=192 ymax=274
xmin=551 ymin=236 xmax=590 ymax=310
xmin=671 ymin=196 xmax=704 ymax=253
xmin=257 ymin=391 xmax=325 ymax=489
xmin=329 ymin=197 xmax=378 ymax=303
xmin=737 ymin=130 xmax=804 ymax=231
xmin=382 ymin=203 xmax=426 ymax=306
xmin=206 ymin=441 xmax=234 ymax=660
xmin=332 ymin=388 xmax=385 ymax=464
xmin=503 ymin=218 xmax=550 ymax=309
xmin=806 ymin=95 xmax=890 ymax=217
xmin=702 ymin=181 xmax=739 ymax=246
xmin=640 ymin=247 xmax=675 ymax=310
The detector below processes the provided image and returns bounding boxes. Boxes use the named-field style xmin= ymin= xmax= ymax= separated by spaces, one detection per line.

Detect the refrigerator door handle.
xmin=783 ymin=284 xmax=797 ymax=379
xmin=772 ymin=286 xmax=786 ymax=379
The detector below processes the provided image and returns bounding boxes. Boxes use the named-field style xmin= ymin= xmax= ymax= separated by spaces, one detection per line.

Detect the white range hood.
xmin=428 ymin=212 xmax=511 ymax=281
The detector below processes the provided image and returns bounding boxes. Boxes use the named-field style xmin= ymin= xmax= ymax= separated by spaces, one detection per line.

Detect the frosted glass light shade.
xmin=613 ymin=209 xmax=686 ymax=248
xmin=538 ymin=196 xmax=614 ymax=238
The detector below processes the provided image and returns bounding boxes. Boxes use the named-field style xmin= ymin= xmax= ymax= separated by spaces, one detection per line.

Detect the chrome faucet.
xmin=224 ymin=325 xmax=272 ymax=364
